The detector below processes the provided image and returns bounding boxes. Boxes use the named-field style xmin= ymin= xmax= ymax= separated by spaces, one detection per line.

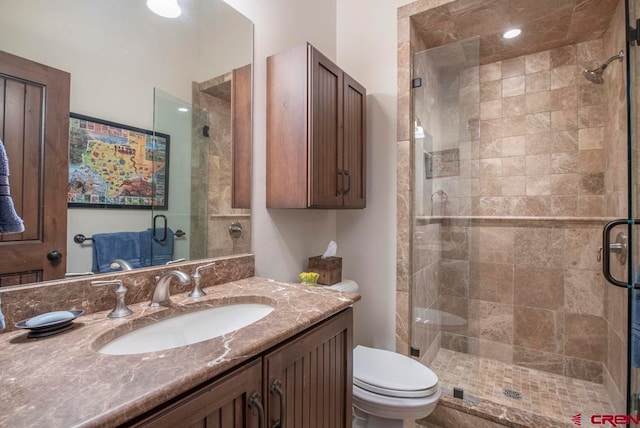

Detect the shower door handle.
xmin=602 ymin=219 xmax=630 ymax=288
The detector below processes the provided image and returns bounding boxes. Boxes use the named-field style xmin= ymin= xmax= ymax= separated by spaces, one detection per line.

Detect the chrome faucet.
xmin=189 ymin=262 xmax=216 ymax=298
xmin=110 ymin=259 xmax=133 ymax=271
xmin=150 ymin=270 xmax=191 ymax=307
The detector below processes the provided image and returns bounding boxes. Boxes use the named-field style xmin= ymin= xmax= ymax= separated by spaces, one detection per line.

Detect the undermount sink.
xmin=98 ymin=303 xmax=274 ymax=355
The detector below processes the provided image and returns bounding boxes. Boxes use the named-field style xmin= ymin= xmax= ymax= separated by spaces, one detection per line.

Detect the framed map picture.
xmin=67 ymin=113 xmax=169 ymax=209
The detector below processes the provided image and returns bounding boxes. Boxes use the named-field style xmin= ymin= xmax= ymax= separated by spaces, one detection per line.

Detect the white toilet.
xmin=324 ymin=281 xmax=441 ymax=428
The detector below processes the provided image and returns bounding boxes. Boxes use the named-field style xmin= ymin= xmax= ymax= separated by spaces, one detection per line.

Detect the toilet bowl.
xmin=352 ymin=345 xmax=440 ymax=428
xmin=323 ymin=281 xmax=441 ymax=428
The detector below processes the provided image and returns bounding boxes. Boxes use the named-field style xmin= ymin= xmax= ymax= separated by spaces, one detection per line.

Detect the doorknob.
xmin=46 ymin=250 xmax=63 ymax=264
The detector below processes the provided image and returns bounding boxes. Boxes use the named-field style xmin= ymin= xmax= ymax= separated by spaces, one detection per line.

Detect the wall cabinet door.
xmin=127 ymin=358 xmax=263 ymax=428
xmin=309 ymin=46 xmax=343 ymax=208
xmin=263 ymin=309 xmax=353 ymax=428
xmin=341 ymin=74 xmax=366 ymax=209
xmin=267 ymin=43 xmax=366 ymax=209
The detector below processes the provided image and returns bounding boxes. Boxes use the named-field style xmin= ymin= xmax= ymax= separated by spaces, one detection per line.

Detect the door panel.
xmin=0 ymin=50 xmax=69 ymax=284
xmin=342 ymin=74 xmax=366 ymax=208
xmin=309 ymin=46 xmax=343 ymax=208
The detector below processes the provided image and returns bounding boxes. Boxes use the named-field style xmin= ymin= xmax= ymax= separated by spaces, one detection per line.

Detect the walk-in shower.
xmin=401 ymin=0 xmax=637 ymax=426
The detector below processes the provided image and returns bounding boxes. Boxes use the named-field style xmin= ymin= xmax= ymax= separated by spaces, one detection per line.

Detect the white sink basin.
xmin=98 ymin=303 xmax=274 ymax=355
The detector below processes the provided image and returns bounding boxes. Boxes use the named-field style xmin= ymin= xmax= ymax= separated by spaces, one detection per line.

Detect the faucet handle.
xmin=91 ymin=280 xmax=134 ymax=318
xmin=194 ymin=262 xmax=216 ymax=276
xmin=190 ymin=262 xmax=216 ymax=298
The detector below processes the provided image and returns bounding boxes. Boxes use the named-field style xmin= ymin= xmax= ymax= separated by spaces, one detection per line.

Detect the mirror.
xmin=0 ymin=0 xmax=252 ymax=284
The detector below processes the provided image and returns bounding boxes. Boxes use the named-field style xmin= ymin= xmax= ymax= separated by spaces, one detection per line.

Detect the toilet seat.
xmin=353 ymin=346 xmax=439 ymax=398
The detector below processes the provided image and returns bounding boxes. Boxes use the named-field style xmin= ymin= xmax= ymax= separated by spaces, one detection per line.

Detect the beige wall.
xmin=335 ymin=0 xmax=414 ymax=350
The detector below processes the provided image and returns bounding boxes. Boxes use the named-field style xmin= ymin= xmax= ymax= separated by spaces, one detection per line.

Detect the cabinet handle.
xmin=343 ymin=170 xmax=351 ymax=194
xmin=270 ymin=379 xmax=286 ymax=428
xmin=337 ymin=169 xmax=345 ymax=196
xmin=248 ymin=391 xmax=265 ymax=428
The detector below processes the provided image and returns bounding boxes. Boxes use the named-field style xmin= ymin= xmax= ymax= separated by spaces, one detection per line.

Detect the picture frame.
xmin=67 ymin=113 xmax=170 ymax=209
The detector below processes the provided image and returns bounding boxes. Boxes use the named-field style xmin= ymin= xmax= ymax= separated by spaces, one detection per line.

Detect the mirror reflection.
xmin=0 ymin=0 xmax=253 ymax=286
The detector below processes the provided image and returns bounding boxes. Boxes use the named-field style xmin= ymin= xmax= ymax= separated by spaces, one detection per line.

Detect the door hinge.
xmin=412 ymin=78 xmax=422 ymax=88
xmin=629 ymin=19 xmax=640 ymax=45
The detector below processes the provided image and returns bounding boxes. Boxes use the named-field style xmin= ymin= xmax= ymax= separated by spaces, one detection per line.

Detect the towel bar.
xmin=74 ymin=229 xmax=186 ymax=244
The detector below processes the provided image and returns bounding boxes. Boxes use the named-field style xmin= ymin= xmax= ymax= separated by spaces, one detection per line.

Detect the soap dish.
xmin=15 ymin=310 xmax=84 ymax=338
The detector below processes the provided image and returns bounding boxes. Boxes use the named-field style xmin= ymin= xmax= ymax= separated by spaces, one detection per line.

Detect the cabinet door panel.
xmin=127 ymin=358 xmax=262 ymax=428
xmin=309 ymin=47 xmax=343 ymax=208
xmin=342 ymin=74 xmax=366 ymax=208
xmin=231 ymin=63 xmax=252 ymax=209
xmin=264 ymin=309 xmax=353 ymax=428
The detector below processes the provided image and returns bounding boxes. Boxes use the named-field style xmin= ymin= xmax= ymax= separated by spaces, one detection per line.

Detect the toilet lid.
xmin=353 ymin=345 xmax=438 ymax=399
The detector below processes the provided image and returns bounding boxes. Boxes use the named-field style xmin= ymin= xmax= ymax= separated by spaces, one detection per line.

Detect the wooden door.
xmin=309 ymin=46 xmax=344 ymax=208
xmin=264 ymin=308 xmax=353 ymax=428
xmin=0 ymin=50 xmax=69 ymax=285
xmin=342 ymin=74 xmax=366 ymax=209
xmin=126 ymin=358 xmax=263 ymax=428
xmin=231 ymin=63 xmax=252 ymax=209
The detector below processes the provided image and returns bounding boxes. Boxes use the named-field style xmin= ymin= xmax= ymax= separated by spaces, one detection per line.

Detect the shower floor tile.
xmin=430 ymin=348 xmax=615 ymax=426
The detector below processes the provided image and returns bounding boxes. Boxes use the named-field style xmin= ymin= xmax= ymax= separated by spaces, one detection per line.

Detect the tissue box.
xmin=308 ymin=256 xmax=342 ymax=285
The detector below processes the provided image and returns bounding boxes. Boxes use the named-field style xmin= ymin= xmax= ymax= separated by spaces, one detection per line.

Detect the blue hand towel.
xmin=140 ymin=228 xmax=174 ymax=266
xmin=92 ymin=231 xmax=144 ymax=273
xmin=0 ymin=139 xmax=24 ymax=235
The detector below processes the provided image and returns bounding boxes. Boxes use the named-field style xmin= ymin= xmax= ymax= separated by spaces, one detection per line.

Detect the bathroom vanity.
xmin=0 ymin=274 xmax=359 ymax=427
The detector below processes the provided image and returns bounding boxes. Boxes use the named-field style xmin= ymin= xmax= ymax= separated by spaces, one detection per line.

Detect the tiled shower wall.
xmin=412 ymin=35 xmax=628 ymax=392
xmin=438 ymin=219 xmax=606 ymax=383
xmin=420 ymin=39 xmax=608 ymax=218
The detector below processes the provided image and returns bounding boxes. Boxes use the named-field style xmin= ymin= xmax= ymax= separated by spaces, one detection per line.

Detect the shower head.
xmin=582 ymin=50 xmax=624 ymax=84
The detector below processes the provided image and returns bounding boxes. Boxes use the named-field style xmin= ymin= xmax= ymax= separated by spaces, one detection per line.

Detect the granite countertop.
xmin=0 ymin=277 xmax=360 ymax=428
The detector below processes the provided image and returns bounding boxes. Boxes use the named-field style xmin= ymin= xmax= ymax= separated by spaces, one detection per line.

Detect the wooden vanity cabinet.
xmin=267 ymin=43 xmax=366 ymax=209
xmin=263 ymin=307 xmax=353 ymax=428
xmin=125 ymin=308 xmax=353 ymax=428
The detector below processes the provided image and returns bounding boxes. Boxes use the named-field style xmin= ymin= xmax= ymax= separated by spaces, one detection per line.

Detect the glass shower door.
xmin=410 ymin=37 xmax=480 ymax=398
xmin=629 ymin=0 xmax=640 ymax=421
xmin=152 ymin=88 xmax=198 ymax=262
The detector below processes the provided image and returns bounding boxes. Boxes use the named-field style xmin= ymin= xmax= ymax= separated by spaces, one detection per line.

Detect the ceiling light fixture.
xmin=147 ymin=0 xmax=182 ymax=18
xmin=502 ymin=28 xmax=522 ymax=39
xmin=178 ymin=107 xmax=189 ymax=112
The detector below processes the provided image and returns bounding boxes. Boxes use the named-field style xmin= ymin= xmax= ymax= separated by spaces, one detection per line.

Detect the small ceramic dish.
xmin=15 ymin=310 xmax=84 ymax=338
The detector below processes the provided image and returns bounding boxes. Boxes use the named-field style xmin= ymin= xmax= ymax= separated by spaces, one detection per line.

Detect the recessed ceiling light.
xmin=147 ymin=0 xmax=181 ymax=18
xmin=178 ymin=107 xmax=189 ymax=112
xmin=503 ymin=29 xmax=522 ymax=39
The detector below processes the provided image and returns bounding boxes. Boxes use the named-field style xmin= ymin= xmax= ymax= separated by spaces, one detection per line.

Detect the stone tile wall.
xmin=436 ymin=218 xmax=607 ymax=383
xmin=419 ymin=40 xmax=609 ymax=218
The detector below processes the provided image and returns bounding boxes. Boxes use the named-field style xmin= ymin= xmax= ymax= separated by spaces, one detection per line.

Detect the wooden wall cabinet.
xmin=126 ymin=308 xmax=353 ymax=428
xmin=232 ymin=63 xmax=252 ymax=209
xmin=267 ymin=43 xmax=366 ymax=209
